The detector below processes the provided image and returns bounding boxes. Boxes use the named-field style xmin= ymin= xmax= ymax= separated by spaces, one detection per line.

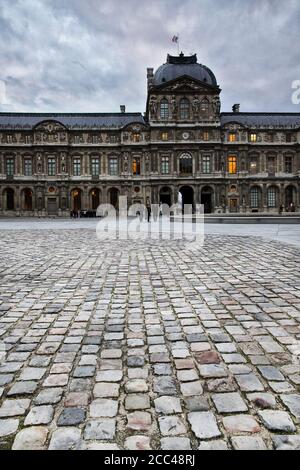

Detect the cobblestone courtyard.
xmin=0 ymin=221 xmax=300 ymax=450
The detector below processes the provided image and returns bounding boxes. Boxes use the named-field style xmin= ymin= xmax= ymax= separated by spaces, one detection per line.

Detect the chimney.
xmin=232 ymin=103 xmax=240 ymax=113
xmin=147 ymin=67 xmax=154 ymax=90
xmin=120 ymin=105 xmax=126 ymax=113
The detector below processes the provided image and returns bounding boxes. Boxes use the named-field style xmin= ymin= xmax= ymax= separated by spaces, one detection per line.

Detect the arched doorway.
xmin=180 ymin=186 xmax=194 ymax=211
xmin=90 ymin=188 xmax=100 ymax=210
xmin=109 ymin=187 xmax=119 ymax=209
xmin=285 ymin=185 xmax=296 ymax=208
xmin=71 ymin=188 xmax=82 ymax=211
xmin=159 ymin=186 xmax=172 ymax=206
xmin=4 ymin=188 xmax=14 ymax=211
xmin=201 ymin=186 xmax=213 ymax=213
xmin=22 ymin=188 xmax=33 ymax=211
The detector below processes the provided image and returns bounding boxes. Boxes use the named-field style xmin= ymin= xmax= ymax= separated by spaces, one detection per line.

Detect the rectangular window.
xmin=24 ymin=159 xmax=32 ymax=176
xmin=250 ymin=188 xmax=259 ymax=208
xmin=109 ymin=158 xmax=118 ymax=175
xmin=203 ymin=131 xmax=209 ymax=141
xmin=161 ymin=156 xmax=169 ymax=174
xmin=132 ymin=157 xmax=141 ymax=175
xmin=161 ymin=132 xmax=168 ymax=141
xmin=73 ymin=158 xmax=81 ymax=176
xmin=250 ymin=133 xmax=257 ymax=142
xmin=285 ymin=156 xmax=293 ymax=173
xmin=267 ymin=188 xmax=276 ymax=207
xmin=133 ymin=133 xmax=140 ymax=142
xmin=48 ymin=158 xmax=56 ymax=176
xmin=286 ymin=133 xmax=292 ymax=143
xmin=7 ymin=135 xmax=13 ymax=143
xmin=91 ymin=158 xmax=100 ymax=176
xmin=228 ymin=155 xmax=237 ymax=174
xmin=202 ymin=155 xmax=211 ymax=174
xmin=228 ymin=133 xmax=236 ymax=142
xmin=6 ymin=158 xmax=14 ymax=175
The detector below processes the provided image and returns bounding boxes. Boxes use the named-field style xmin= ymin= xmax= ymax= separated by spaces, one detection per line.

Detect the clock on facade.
xmin=182 ymin=132 xmax=189 ymax=140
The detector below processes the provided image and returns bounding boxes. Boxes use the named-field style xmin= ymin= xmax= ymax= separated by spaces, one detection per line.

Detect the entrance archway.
xmin=285 ymin=185 xmax=295 ymax=208
xmin=109 ymin=187 xmax=119 ymax=209
xmin=71 ymin=188 xmax=82 ymax=211
xmin=201 ymin=186 xmax=213 ymax=213
xmin=180 ymin=186 xmax=194 ymax=211
xmin=159 ymin=186 xmax=172 ymax=207
xmin=22 ymin=188 xmax=33 ymax=211
xmin=4 ymin=188 xmax=14 ymax=210
xmin=90 ymin=188 xmax=100 ymax=210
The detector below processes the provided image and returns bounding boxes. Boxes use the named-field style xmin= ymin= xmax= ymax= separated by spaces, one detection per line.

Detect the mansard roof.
xmin=221 ymin=112 xmax=300 ymax=128
xmin=0 ymin=113 xmax=146 ymax=130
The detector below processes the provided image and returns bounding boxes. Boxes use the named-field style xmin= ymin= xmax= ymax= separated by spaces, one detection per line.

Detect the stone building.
xmin=0 ymin=52 xmax=299 ymax=216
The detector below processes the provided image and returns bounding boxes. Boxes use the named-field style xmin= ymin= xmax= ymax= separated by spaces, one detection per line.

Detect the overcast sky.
xmin=0 ymin=0 xmax=299 ymax=114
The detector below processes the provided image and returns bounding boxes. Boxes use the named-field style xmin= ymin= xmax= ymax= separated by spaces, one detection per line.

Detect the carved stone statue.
xmin=149 ymin=97 xmax=157 ymax=119
xmin=192 ymin=96 xmax=200 ymax=119
xmin=212 ymin=96 xmax=221 ymax=115
xmin=171 ymin=95 xmax=177 ymax=118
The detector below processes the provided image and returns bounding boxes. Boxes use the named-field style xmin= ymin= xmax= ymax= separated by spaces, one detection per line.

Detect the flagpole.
xmin=177 ymin=33 xmax=180 ymax=54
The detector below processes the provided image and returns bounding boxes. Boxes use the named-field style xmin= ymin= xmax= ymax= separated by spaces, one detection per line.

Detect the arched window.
xmin=179 ymin=153 xmax=193 ymax=175
xmin=179 ymin=98 xmax=190 ymax=119
xmin=267 ymin=186 xmax=277 ymax=207
xmin=160 ymin=99 xmax=169 ymax=119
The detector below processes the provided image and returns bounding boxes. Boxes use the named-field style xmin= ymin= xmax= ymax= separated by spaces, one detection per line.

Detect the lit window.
xmin=133 ymin=133 xmax=140 ymax=142
xmin=228 ymin=155 xmax=237 ymax=174
xmin=161 ymin=156 xmax=169 ymax=174
xmin=203 ymin=131 xmax=209 ymax=141
xmin=48 ymin=158 xmax=56 ymax=176
xmin=132 ymin=157 xmax=141 ymax=175
xmin=179 ymin=153 xmax=193 ymax=175
xmin=109 ymin=158 xmax=118 ymax=175
xmin=24 ymin=159 xmax=32 ymax=176
xmin=162 ymin=132 xmax=168 ymax=141
xmin=250 ymin=133 xmax=257 ymax=142
xmin=202 ymin=155 xmax=211 ymax=174
xmin=267 ymin=187 xmax=277 ymax=207
xmin=228 ymin=133 xmax=236 ymax=142
xmin=6 ymin=158 xmax=14 ymax=175
xmin=73 ymin=158 xmax=81 ymax=176
xmin=160 ymin=99 xmax=169 ymax=119
xmin=91 ymin=158 xmax=100 ymax=176
xmin=179 ymin=98 xmax=190 ymax=120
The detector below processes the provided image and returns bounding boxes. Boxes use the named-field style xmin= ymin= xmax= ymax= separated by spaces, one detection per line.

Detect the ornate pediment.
xmin=34 ymin=120 xmax=68 ymax=145
xmin=154 ymin=75 xmax=220 ymax=94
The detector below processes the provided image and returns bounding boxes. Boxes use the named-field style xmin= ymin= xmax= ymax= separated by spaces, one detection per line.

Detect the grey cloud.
xmin=0 ymin=0 xmax=299 ymax=113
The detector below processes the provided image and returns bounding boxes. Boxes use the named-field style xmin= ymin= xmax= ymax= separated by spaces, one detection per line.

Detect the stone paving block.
xmin=90 ymin=399 xmax=118 ymax=418
xmin=159 ymin=416 xmax=186 ymax=436
xmin=231 ymin=436 xmax=268 ymax=450
xmin=272 ymin=435 xmax=300 ymax=450
xmin=127 ymin=411 xmax=152 ymax=432
xmin=58 ymin=408 xmax=86 ymax=426
xmin=0 ymin=418 xmax=19 ymax=438
xmin=223 ymin=415 xmax=260 ymax=434
xmin=125 ymin=435 xmax=151 ymax=450
xmin=280 ymin=394 xmax=300 ymax=419
xmin=258 ymin=410 xmax=296 ymax=432
xmin=198 ymin=440 xmax=228 ymax=450
xmin=125 ymin=394 xmax=150 ymax=410
xmin=235 ymin=373 xmax=265 ymax=392
xmin=0 ymin=399 xmax=30 ymax=417
xmin=84 ymin=419 xmax=116 ymax=440
xmin=188 ymin=411 xmax=221 ymax=439
xmin=212 ymin=392 xmax=248 ymax=413
xmin=12 ymin=426 xmax=48 ymax=450
xmin=49 ymin=428 xmax=82 ymax=450
xmin=34 ymin=388 xmax=63 ymax=405
xmin=24 ymin=405 xmax=54 ymax=425
xmin=161 ymin=437 xmax=191 ymax=450
xmin=154 ymin=396 xmax=182 ymax=414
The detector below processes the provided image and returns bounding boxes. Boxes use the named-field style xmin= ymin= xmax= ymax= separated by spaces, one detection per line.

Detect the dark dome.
xmin=153 ymin=53 xmax=217 ymax=87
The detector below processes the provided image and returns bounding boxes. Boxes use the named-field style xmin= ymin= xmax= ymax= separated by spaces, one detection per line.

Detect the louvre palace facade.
xmin=0 ymin=52 xmax=299 ymax=216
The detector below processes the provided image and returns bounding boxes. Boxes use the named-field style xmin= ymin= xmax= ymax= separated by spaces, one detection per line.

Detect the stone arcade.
xmin=0 ymin=52 xmax=299 ymax=216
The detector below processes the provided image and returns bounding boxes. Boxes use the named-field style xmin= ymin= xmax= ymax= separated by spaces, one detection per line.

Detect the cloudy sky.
xmin=0 ymin=0 xmax=299 ymax=114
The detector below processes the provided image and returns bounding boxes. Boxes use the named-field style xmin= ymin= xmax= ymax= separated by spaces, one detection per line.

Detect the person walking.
xmin=146 ymin=203 xmax=151 ymax=222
